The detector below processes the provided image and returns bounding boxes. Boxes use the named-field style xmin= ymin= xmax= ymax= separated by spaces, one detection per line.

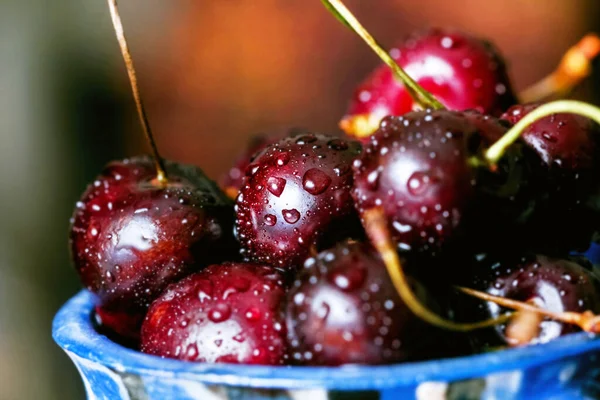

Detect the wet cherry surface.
xmin=342 ymin=28 xmax=517 ymax=138
xmin=70 ymin=156 xmax=237 ymax=340
xmin=352 ymin=109 xmax=527 ymax=256
xmin=457 ymin=253 xmax=600 ymax=347
xmin=235 ymin=133 xmax=363 ymax=269
xmin=500 ymin=103 xmax=600 ymax=252
xmin=286 ymin=241 xmax=459 ymax=365
xmin=141 ymin=263 xmax=287 ymax=365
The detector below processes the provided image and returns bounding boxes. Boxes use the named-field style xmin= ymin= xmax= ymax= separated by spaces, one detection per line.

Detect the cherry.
xmin=352 ymin=109 xmax=526 ymax=256
xmin=286 ymin=241 xmax=457 ymax=365
xmin=456 ymin=253 xmax=600 ymax=347
xmin=341 ymin=28 xmax=517 ymax=139
xmin=70 ymin=1 xmax=237 ymax=341
xmin=498 ymin=103 xmax=600 ymax=252
xmin=235 ymin=133 xmax=363 ymax=269
xmin=501 ymin=103 xmax=600 ymax=182
xmin=71 ymin=156 xmax=237 ymax=340
xmin=141 ymin=263 xmax=287 ymax=365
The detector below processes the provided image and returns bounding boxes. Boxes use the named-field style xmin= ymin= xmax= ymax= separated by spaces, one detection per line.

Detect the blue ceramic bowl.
xmin=53 ymin=290 xmax=600 ymax=400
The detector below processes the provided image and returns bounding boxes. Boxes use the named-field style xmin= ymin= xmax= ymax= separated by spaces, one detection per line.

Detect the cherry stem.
xmin=107 ymin=0 xmax=167 ymax=184
xmin=457 ymin=286 xmax=600 ymax=334
xmin=321 ymin=0 xmax=445 ymax=111
xmin=363 ymin=207 xmax=512 ymax=332
xmin=486 ymin=100 xmax=600 ymax=166
xmin=520 ymin=34 xmax=600 ymax=103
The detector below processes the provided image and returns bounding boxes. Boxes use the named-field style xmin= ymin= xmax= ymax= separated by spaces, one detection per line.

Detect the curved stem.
xmin=107 ymin=0 xmax=167 ymax=184
xmin=486 ymin=100 xmax=600 ymax=166
xmin=456 ymin=286 xmax=600 ymax=334
xmin=363 ymin=208 xmax=512 ymax=331
xmin=520 ymin=34 xmax=600 ymax=103
xmin=321 ymin=0 xmax=444 ymax=111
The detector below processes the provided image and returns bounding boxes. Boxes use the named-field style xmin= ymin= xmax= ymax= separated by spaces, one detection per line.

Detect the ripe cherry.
xmin=456 ymin=253 xmax=600 ymax=347
xmin=141 ymin=263 xmax=287 ymax=365
xmin=71 ymin=156 xmax=237 ymax=340
xmin=499 ymin=103 xmax=600 ymax=252
xmin=352 ymin=109 xmax=525 ymax=256
xmin=235 ymin=133 xmax=363 ymax=269
xmin=341 ymin=28 xmax=517 ymax=139
xmin=286 ymin=241 xmax=456 ymax=365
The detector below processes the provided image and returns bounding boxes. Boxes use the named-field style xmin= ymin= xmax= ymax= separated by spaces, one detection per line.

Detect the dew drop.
xmin=407 ymin=171 xmax=430 ymax=196
xmin=208 ymin=303 xmax=232 ymax=323
xmin=276 ymin=152 xmax=290 ymax=166
xmin=366 ymin=169 xmax=380 ymax=191
xmin=295 ymin=134 xmax=317 ymax=145
xmin=303 ymin=168 xmax=332 ymax=195
xmin=264 ymin=214 xmax=277 ymax=226
xmin=245 ymin=307 xmax=261 ymax=321
xmin=266 ymin=176 xmax=286 ymax=197
xmin=327 ymin=139 xmax=349 ymax=151
xmin=282 ymin=209 xmax=301 ymax=224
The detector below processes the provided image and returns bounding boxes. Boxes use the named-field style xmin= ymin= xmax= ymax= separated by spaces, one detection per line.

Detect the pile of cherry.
xmin=70 ymin=0 xmax=600 ymax=367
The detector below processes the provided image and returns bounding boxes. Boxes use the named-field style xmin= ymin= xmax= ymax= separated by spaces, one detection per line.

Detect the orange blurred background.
xmin=0 ymin=1 xmax=598 ymax=398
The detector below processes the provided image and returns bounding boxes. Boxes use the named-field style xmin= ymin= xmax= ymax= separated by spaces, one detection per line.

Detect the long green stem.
xmin=363 ymin=208 xmax=512 ymax=332
xmin=321 ymin=0 xmax=444 ymax=111
xmin=486 ymin=100 xmax=600 ymax=166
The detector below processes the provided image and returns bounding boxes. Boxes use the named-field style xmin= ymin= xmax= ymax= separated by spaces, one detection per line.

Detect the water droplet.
xmin=366 ymin=169 xmax=380 ymax=191
xmin=303 ymin=168 xmax=332 ymax=195
xmin=208 ymin=303 xmax=232 ymax=323
xmin=276 ymin=152 xmax=290 ymax=166
xmin=265 ymin=176 xmax=286 ymax=197
xmin=392 ymin=221 xmax=412 ymax=233
xmin=105 ymin=271 xmax=115 ymax=283
xmin=264 ymin=214 xmax=277 ymax=226
xmin=282 ymin=209 xmax=301 ymax=224
xmin=440 ymin=36 xmax=454 ymax=48
xmin=245 ymin=307 xmax=261 ymax=321
xmin=295 ymin=134 xmax=317 ymax=145
xmin=331 ymin=266 xmax=366 ymax=291
xmin=327 ymin=139 xmax=349 ymax=151
xmin=407 ymin=171 xmax=430 ymax=196
xmin=358 ymin=90 xmax=371 ymax=103
xmin=333 ymin=164 xmax=350 ymax=176
xmin=541 ymin=132 xmax=558 ymax=143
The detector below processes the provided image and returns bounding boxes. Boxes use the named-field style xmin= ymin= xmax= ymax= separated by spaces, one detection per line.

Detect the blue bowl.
xmin=53 ymin=290 xmax=600 ymax=400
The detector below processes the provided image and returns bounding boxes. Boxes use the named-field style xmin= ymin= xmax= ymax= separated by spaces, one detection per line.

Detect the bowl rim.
xmin=52 ymin=290 xmax=600 ymax=390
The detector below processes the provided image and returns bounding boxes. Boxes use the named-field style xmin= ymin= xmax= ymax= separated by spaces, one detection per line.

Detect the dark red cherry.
xmin=235 ymin=133 xmax=363 ymax=269
xmin=70 ymin=156 xmax=237 ymax=341
xmin=342 ymin=28 xmax=517 ymax=139
xmin=500 ymin=103 xmax=600 ymax=252
xmin=501 ymin=103 xmax=600 ymax=183
xmin=352 ymin=109 xmax=526 ymax=256
xmin=141 ymin=263 xmax=287 ymax=365
xmin=458 ymin=253 xmax=600 ymax=347
xmin=220 ymin=128 xmax=308 ymax=199
xmin=286 ymin=241 xmax=459 ymax=366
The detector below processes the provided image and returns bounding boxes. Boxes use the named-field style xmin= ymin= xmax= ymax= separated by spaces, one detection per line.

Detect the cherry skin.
xmin=286 ymin=241 xmax=461 ymax=366
xmin=235 ymin=133 xmax=363 ymax=269
xmin=352 ymin=109 xmax=526 ymax=256
xmin=141 ymin=263 xmax=287 ymax=365
xmin=342 ymin=28 xmax=517 ymax=139
xmin=70 ymin=156 xmax=237 ymax=341
xmin=500 ymin=103 xmax=600 ymax=252
xmin=458 ymin=253 xmax=600 ymax=347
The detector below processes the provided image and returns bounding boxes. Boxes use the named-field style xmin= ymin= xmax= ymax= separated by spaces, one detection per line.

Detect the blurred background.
xmin=0 ymin=0 xmax=598 ymax=398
